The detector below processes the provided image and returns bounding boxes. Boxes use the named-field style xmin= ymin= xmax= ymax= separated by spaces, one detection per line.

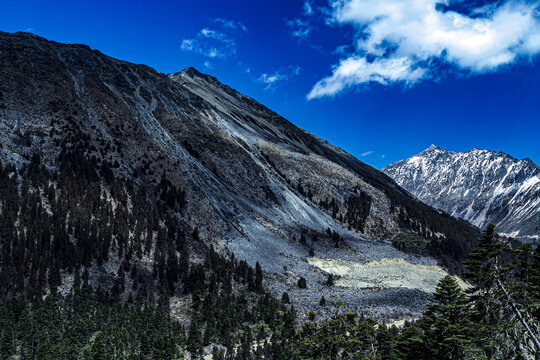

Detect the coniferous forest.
xmin=0 ymin=155 xmax=296 ymax=359
xmin=1 ymin=153 xmax=539 ymax=359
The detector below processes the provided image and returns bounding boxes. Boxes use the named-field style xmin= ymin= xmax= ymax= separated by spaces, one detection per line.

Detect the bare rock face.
xmin=0 ymin=31 xmax=479 ymax=319
xmin=383 ymin=145 xmax=540 ymax=237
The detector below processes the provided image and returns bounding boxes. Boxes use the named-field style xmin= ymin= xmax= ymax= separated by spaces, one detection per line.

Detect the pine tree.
xmin=91 ymin=332 xmax=111 ymax=360
xmin=0 ymin=323 xmax=15 ymax=359
xmin=512 ymin=243 xmax=540 ymax=321
xmin=395 ymin=325 xmax=425 ymax=360
xmin=463 ymin=224 xmax=505 ymax=356
xmin=422 ymin=275 xmax=474 ymax=359
xmin=187 ymin=320 xmax=203 ymax=357
xmin=325 ymin=274 xmax=334 ymax=286
xmin=464 ymin=224 xmax=504 ymax=291
xmin=376 ymin=327 xmax=398 ymax=360
xmin=464 ymin=225 xmax=540 ymax=357
xmin=530 ymin=245 xmax=540 ymax=320
xmin=255 ymin=262 xmax=264 ymax=294
xmin=73 ymin=268 xmax=81 ymax=290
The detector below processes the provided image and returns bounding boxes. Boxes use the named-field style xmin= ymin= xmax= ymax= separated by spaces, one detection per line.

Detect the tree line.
xmin=1 ymin=224 xmax=538 ymax=359
xmin=1 ymin=149 xmax=538 ymax=359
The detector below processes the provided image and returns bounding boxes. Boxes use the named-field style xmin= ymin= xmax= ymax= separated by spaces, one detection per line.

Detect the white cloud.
xmin=381 ymin=154 xmax=386 ymax=159
xmin=287 ymin=18 xmax=313 ymax=40
xmin=361 ymin=151 xmax=374 ymax=157
xmin=213 ymin=18 xmax=248 ymax=32
xmin=308 ymin=0 xmax=540 ymax=98
xmin=304 ymin=1 xmax=315 ymax=15
xmin=308 ymin=57 xmax=425 ymax=98
xmin=208 ymin=49 xmax=219 ymax=58
xmin=259 ymin=73 xmax=286 ymax=87
xmin=287 ymin=1 xmax=319 ymax=41
xmin=200 ymin=28 xmax=219 ymax=38
xmin=204 ymin=61 xmax=213 ymax=69
xmin=258 ymin=65 xmax=302 ymax=90
xmin=180 ymin=39 xmax=193 ymax=51
xmin=181 ymin=19 xmax=246 ymax=59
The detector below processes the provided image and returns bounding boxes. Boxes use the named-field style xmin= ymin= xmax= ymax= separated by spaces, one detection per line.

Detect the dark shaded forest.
xmin=388 ymin=190 xmax=481 ymax=274
xmin=1 ymin=226 xmax=538 ymax=359
xmin=0 ymin=155 xmax=296 ymax=359
xmin=0 ymin=156 xmax=537 ymax=359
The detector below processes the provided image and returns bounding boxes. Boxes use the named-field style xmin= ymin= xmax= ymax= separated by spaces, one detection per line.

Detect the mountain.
xmin=0 ymin=31 xmax=480 ymax=320
xmin=383 ymin=145 xmax=540 ymax=237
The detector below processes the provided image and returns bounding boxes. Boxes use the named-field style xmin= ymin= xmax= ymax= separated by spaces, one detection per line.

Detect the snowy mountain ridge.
xmin=383 ymin=145 xmax=540 ymax=236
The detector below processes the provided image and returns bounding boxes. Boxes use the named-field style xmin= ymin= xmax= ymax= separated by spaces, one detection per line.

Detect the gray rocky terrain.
xmin=0 ymin=31 xmax=480 ymax=320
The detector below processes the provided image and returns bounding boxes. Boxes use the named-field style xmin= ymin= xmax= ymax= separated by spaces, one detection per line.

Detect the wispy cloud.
xmin=181 ymin=18 xmax=247 ymax=59
xmin=287 ymin=1 xmax=318 ymax=41
xmin=303 ymin=1 xmax=314 ymax=16
xmin=333 ymin=44 xmax=353 ymax=56
xmin=213 ymin=18 xmax=248 ymax=32
xmin=287 ymin=18 xmax=313 ymax=41
xmin=259 ymin=73 xmax=287 ymax=88
xmin=258 ymin=65 xmax=302 ymax=90
xmin=308 ymin=0 xmax=540 ymax=99
xmin=361 ymin=150 xmax=373 ymax=157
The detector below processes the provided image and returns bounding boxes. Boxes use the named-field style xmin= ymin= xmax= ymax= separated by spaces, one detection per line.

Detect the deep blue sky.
xmin=2 ymin=0 xmax=539 ymax=169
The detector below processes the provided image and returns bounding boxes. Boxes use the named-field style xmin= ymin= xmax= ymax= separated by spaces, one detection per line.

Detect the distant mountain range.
xmin=383 ymin=145 xmax=540 ymax=237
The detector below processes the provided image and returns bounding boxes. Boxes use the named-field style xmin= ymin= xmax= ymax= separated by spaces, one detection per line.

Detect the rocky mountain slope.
xmin=383 ymin=145 xmax=540 ymax=237
xmin=0 ymin=31 xmax=479 ymax=319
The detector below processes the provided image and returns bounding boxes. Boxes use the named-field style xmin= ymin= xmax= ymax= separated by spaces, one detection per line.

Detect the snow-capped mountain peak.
xmin=383 ymin=146 xmax=540 ymax=237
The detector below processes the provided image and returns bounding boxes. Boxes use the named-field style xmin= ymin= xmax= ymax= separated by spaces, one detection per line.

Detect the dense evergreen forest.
xmin=0 ymin=155 xmax=296 ymax=359
xmin=0 ymin=154 xmax=538 ymax=359
xmin=388 ymin=191 xmax=481 ymax=275
xmin=1 ymin=226 xmax=538 ymax=359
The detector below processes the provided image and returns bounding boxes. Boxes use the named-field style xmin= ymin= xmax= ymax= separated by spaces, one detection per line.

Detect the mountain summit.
xmin=383 ymin=146 xmax=540 ymax=237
